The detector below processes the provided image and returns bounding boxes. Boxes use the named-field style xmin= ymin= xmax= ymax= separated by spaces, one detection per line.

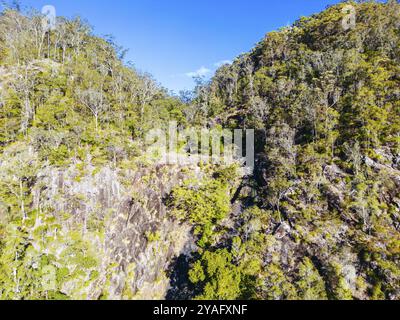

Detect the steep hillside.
xmin=0 ymin=7 xmax=196 ymax=299
xmin=0 ymin=1 xmax=399 ymax=301
xmin=182 ymin=0 xmax=400 ymax=300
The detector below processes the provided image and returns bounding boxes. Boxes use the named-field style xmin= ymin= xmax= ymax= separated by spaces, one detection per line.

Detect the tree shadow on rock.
xmin=166 ymin=254 xmax=197 ymax=300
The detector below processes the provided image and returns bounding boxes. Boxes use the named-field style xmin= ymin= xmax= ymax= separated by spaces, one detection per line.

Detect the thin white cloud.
xmin=213 ymin=60 xmax=232 ymax=68
xmin=185 ymin=66 xmax=211 ymax=78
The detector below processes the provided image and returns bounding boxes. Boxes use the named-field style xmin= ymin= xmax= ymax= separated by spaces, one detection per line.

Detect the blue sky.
xmin=19 ymin=0 xmax=341 ymax=93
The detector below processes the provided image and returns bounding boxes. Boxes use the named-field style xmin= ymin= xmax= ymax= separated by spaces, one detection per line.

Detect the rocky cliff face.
xmin=29 ymin=159 xmax=201 ymax=299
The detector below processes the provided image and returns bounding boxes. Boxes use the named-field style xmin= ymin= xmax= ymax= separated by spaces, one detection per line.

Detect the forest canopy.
xmin=0 ymin=0 xmax=399 ymax=300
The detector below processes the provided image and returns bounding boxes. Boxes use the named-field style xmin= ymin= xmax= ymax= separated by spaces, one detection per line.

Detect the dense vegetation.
xmin=0 ymin=0 xmax=399 ymax=300
xmin=0 ymin=3 xmax=187 ymax=299
xmin=171 ymin=0 xmax=400 ymax=300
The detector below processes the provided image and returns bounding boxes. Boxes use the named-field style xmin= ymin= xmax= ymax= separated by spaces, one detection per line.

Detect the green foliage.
xmin=145 ymin=231 xmax=161 ymax=243
xmin=0 ymin=213 xmax=100 ymax=300
xmin=169 ymin=167 xmax=236 ymax=247
xmin=189 ymin=249 xmax=241 ymax=300
xmin=259 ymin=263 xmax=297 ymax=300
xmin=170 ymin=178 xmax=230 ymax=225
xmin=296 ymin=258 xmax=328 ymax=300
xmin=328 ymin=263 xmax=354 ymax=300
